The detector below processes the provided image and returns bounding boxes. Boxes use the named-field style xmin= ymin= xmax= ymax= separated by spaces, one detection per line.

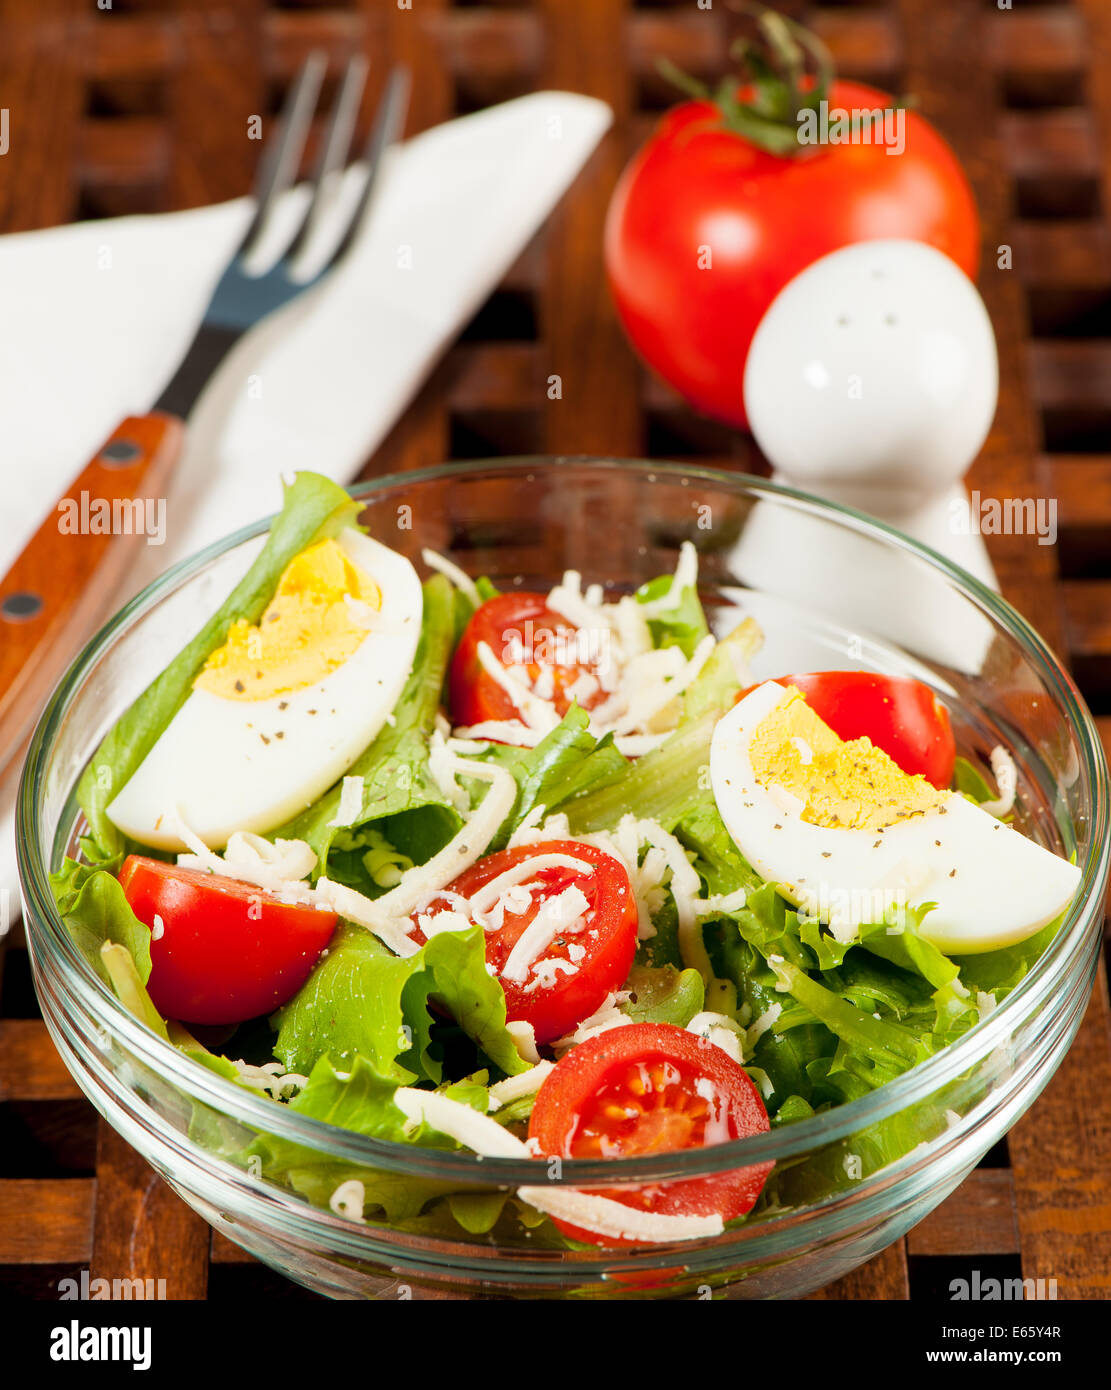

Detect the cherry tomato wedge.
xmin=118 ymin=855 xmax=337 ymax=1025
xmin=528 ymin=1022 xmax=773 ymax=1246
xmin=450 ymin=592 xmax=606 ymax=730
xmin=410 ymin=840 xmax=637 ymax=1046
xmin=745 ymin=671 xmax=956 ymax=789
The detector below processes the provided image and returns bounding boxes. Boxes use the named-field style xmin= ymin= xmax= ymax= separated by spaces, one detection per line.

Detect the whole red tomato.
xmin=604 ymin=79 xmax=980 ymax=429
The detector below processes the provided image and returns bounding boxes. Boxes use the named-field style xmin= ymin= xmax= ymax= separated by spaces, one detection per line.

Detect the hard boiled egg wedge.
xmin=107 ymin=529 xmax=422 ymax=850
xmin=710 ymin=681 xmax=1081 ymax=954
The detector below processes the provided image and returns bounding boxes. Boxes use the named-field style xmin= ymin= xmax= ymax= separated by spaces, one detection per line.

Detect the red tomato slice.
xmin=410 ymin=840 xmax=637 ymax=1046
xmin=449 ymin=592 xmax=607 ymax=731
xmin=528 ymin=1022 xmax=773 ymax=1246
xmin=745 ymin=671 xmax=956 ymax=789
xmin=118 ymin=855 xmax=337 ymax=1025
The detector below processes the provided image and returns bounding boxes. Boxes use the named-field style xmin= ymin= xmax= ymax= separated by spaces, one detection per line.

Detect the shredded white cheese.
xmin=745 ymin=1003 xmax=782 ymax=1053
xmin=553 ymin=990 xmax=635 ymax=1053
xmin=486 ymin=1060 xmax=555 ymax=1111
xmin=395 ymin=1085 xmax=724 ymax=1241
xmin=507 ymin=1020 xmax=541 ymax=1065
xmin=233 ymin=1059 xmax=308 ymax=1100
xmin=427 ymin=729 xmax=472 ymax=814
xmin=329 ymin=775 xmax=365 ymax=828
xmin=636 ymin=541 xmax=699 ymax=619
xmin=453 ymin=720 xmax=542 ymax=747
xmin=393 ymin=1087 xmax=525 ymax=1157
xmin=359 ymin=755 xmax=517 ymax=922
xmin=517 ymin=1185 xmax=724 ymax=1242
xmin=686 ymin=1011 xmax=746 ymax=1065
xmin=500 ymin=885 xmax=590 ymax=983
xmin=469 ymin=854 xmax=593 ymax=915
xmin=979 ymin=746 xmax=1018 ymax=818
xmin=421 ymin=548 xmax=482 ymax=608
xmin=329 ymin=1179 xmax=367 ymax=1222
xmin=476 ymin=641 xmax=562 ymax=734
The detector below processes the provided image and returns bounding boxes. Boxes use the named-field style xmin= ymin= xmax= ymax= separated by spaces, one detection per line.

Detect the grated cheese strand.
xmin=420 ymin=548 xmax=482 ymax=608
xmin=475 ymin=642 xmax=562 ymax=734
xmin=500 ymin=885 xmax=590 ymax=983
xmin=468 ymin=854 xmax=594 ymax=914
xmin=979 ymin=746 xmax=1018 ymax=818
xmin=361 ymin=755 xmax=517 ymax=921
xmin=395 ymin=1086 xmax=724 ymax=1241
xmin=487 ymin=1060 xmax=555 ymax=1111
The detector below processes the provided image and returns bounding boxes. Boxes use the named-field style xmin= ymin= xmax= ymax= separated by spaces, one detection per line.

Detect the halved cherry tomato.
xmin=745 ymin=671 xmax=956 ymax=789
xmin=528 ymin=1022 xmax=773 ymax=1246
xmin=118 ymin=855 xmax=337 ymax=1025
xmin=450 ymin=592 xmax=606 ymax=730
xmin=410 ymin=840 xmax=637 ymax=1046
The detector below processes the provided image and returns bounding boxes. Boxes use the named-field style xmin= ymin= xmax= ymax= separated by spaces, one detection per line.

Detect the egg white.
xmin=107 ymin=529 xmax=423 ymax=850
xmin=710 ymin=681 xmax=1081 ymax=954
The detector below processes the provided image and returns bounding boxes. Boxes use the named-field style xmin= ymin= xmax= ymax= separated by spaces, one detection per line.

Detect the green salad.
xmin=51 ymin=472 xmax=1080 ymax=1246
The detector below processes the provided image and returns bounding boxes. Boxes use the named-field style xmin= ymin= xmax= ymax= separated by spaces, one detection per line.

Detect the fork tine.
xmin=237 ymin=51 xmax=327 ymax=258
xmin=327 ymin=65 xmax=411 ymax=268
xmin=282 ymin=53 xmax=369 ymax=267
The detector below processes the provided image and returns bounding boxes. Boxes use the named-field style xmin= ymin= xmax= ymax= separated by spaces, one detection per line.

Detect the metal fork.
xmin=0 ymin=54 xmax=410 ymax=780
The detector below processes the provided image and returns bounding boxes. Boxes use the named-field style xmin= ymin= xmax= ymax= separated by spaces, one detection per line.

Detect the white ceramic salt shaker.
xmin=735 ymin=239 xmax=1000 ymax=673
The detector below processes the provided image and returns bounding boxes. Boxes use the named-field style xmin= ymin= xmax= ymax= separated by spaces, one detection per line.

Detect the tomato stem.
xmin=657 ymin=2 xmax=838 ymax=158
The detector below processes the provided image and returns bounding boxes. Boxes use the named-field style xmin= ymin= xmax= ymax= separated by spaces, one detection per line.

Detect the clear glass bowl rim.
xmin=17 ymin=455 xmax=1110 ymax=1186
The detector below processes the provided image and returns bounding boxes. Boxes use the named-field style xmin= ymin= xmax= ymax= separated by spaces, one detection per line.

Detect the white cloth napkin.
xmin=0 ymin=91 xmax=612 ymax=922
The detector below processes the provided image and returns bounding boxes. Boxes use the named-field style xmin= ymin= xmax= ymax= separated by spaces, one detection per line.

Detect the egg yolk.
xmin=195 ymin=538 xmax=382 ymax=702
xmin=748 ymin=687 xmax=944 ymax=832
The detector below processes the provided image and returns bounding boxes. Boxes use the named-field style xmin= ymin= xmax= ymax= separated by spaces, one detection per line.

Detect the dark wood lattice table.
xmin=1 ymin=0 xmax=1109 ymax=1300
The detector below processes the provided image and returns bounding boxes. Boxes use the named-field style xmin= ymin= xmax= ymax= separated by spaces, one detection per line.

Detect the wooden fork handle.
xmin=0 ymin=412 xmax=184 ymax=782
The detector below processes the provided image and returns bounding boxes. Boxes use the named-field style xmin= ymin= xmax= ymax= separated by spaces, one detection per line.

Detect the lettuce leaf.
xmin=476 ymin=706 xmax=629 ymax=849
xmin=247 ymin=1056 xmax=460 ymax=1222
xmin=49 ymin=859 xmax=168 ymax=1039
xmin=78 ymin=472 xmax=362 ymax=862
xmin=273 ymin=922 xmax=527 ymax=1082
xmin=952 ymin=914 xmax=1064 ymax=997
xmin=634 ymin=571 xmax=710 ymax=659
xmin=622 ymin=963 xmax=705 ymax=1026
xmin=247 ymin=1056 xmax=517 ymax=1225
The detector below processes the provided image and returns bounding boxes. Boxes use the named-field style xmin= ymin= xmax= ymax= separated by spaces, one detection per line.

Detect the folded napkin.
xmin=0 ymin=91 xmax=612 ymax=923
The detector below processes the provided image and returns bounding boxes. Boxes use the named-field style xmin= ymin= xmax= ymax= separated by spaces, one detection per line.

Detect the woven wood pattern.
xmin=1 ymin=0 xmax=1109 ymax=1300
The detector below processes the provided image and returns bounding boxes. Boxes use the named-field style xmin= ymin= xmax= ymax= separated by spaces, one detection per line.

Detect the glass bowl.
xmin=17 ymin=459 xmax=1109 ymax=1300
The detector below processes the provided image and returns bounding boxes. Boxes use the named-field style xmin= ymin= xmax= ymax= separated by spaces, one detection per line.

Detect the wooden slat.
xmin=1029 ymin=340 xmax=1111 ymax=413
xmin=907 ymin=1171 xmax=1019 ymax=1257
xmin=1001 ymin=109 xmax=1101 ymax=185
xmin=808 ymin=1241 xmax=910 ymax=1300
xmin=0 ymin=0 xmax=84 ymax=233
xmin=445 ymin=344 xmax=544 ymax=412
xmin=1013 ymin=221 xmax=1111 ymax=290
xmin=91 ymin=1123 xmax=210 ymax=1300
xmin=0 ymin=1020 xmax=82 ymax=1101
xmin=1061 ymin=579 xmax=1111 ymax=656
xmin=540 ymin=0 xmax=642 ymax=459
xmin=211 ymin=1230 xmax=256 ymax=1264
xmin=987 ymin=7 xmax=1086 ymax=82
xmin=0 ymin=1179 xmax=94 ymax=1263
xmin=361 ymin=0 xmax=454 ymax=477
xmin=77 ymin=117 xmax=169 ymax=189
xmin=168 ymin=0 xmax=264 ymax=211
xmin=1038 ymin=455 xmax=1111 ymax=528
